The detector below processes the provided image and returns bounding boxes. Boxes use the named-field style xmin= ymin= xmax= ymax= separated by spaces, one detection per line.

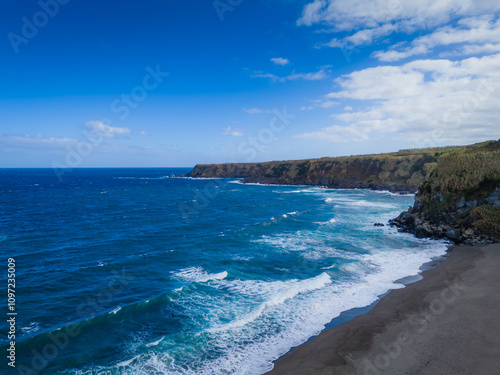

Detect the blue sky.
xmin=1 ymin=0 xmax=500 ymax=167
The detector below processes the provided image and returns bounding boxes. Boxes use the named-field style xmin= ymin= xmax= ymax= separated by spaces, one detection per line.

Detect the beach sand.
xmin=265 ymin=244 xmax=500 ymax=375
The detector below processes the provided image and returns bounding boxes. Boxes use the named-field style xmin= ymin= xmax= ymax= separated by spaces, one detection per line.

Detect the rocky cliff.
xmin=390 ymin=140 xmax=500 ymax=244
xmin=187 ymin=146 xmax=476 ymax=194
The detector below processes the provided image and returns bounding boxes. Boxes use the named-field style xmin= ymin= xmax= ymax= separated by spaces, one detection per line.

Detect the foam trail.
xmin=173 ymin=267 xmax=228 ymax=283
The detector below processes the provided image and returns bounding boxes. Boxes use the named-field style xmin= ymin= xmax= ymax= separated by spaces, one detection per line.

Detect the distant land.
xmin=187 ymin=140 xmax=500 ymax=244
xmin=187 ymin=141 xmax=496 ymax=193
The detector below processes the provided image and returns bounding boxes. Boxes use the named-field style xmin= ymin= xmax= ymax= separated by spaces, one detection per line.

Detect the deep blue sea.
xmin=0 ymin=168 xmax=448 ymax=375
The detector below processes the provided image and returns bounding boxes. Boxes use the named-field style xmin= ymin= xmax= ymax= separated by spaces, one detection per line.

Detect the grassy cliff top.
xmin=418 ymin=140 xmax=500 ymax=204
xmin=194 ymin=141 xmax=495 ymax=168
xmin=188 ymin=140 xmax=500 ymax=194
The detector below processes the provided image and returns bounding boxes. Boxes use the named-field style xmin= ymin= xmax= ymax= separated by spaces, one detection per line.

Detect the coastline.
xmin=264 ymin=243 xmax=500 ymax=375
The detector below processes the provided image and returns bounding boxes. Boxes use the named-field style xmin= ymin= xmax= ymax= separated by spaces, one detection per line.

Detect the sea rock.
xmin=446 ymin=229 xmax=458 ymax=240
xmin=415 ymin=224 xmax=434 ymax=238
xmin=487 ymin=188 xmax=500 ymax=206
xmin=466 ymin=199 xmax=478 ymax=208
xmin=374 ymin=223 xmax=385 ymax=227
xmin=456 ymin=197 xmax=466 ymax=209
xmin=464 ymin=228 xmax=475 ymax=237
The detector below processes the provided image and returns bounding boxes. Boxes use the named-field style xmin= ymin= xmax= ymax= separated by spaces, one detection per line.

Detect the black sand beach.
xmin=265 ymin=244 xmax=500 ymax=375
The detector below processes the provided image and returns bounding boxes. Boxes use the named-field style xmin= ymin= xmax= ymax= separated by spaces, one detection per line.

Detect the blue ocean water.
xmin=0 ymin=168 xmax=448 ymax=374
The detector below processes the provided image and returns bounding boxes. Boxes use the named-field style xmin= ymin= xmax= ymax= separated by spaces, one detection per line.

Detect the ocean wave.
xmin=315 ymin=218 xmax=337 ymax=225
xmin=145 ymin=337 xmax=164 ymax=348
xmin=324 ymin=196 xmax=397 ymax=208
xmin=110 ymin=306 xmax=122 ymax=315
xmin=208 ymin=273 xmax=331 ymax=333
xmin=20 ymin=321 xmax=40 ymax=335
xmin=172 ymin=267 xmax=228 ymax=283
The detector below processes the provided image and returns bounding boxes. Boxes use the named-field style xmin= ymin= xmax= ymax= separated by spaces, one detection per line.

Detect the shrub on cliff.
xmin=471 ymin=205 xmax=500 ymax=236
xmin=418 ymin=147 xmax=500 ymax=211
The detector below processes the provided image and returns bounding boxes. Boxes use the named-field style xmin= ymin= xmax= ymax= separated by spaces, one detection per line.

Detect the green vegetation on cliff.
xmin=417 ymin=140 xmax=500 ymax=211
xmin=392 ymin=140 xmax=500 ymax=243
xmin=187 ymin=143 xmax=491 ymax=193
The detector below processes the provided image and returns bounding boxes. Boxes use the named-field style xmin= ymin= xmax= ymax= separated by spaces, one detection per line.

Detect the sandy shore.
xmin=265 ymin=244 xmax=500 ymax=375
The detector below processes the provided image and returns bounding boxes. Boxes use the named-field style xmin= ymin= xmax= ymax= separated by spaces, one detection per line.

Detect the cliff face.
xmin=187 ymin=140 xmax=500 ymax=242
xmin=187 ymin=147 xmax=470 ymax=193
xmin=391 ymin=140 xmax=500 ymax=244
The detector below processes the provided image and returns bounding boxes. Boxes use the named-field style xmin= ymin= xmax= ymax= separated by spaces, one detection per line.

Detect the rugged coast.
xmin=390 ymin=140 xmax=500 ymax=244
xmin=188 ymin=140 xmax=500 ymax=244
xmin=187 ymin=146 xmax=462 ymax=194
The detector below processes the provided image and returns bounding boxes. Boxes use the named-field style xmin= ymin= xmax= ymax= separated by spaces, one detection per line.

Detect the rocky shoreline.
xmin=390 ymin=187 xmax=500 ymax=245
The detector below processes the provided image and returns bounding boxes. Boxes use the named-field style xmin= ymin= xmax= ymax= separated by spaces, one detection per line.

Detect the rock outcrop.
xmin=390 ymin=141 xmax=500 ymax=244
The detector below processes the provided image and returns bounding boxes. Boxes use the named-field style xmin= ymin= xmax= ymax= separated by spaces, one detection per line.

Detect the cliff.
xmin=187 ymin=144 xmax=487 ymax=194
xmin=188 ymin=147 xmax=476 ymax=193
xmin=390 ymin=140 xmax=500 ymax=244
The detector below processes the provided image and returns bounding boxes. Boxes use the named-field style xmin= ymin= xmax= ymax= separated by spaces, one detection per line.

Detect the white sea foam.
xmin=20 ymin=321 xmax=40 ymax=335
xmin=324 ymin=196 xmax=396 ymax=209
xmin=209 ymin=272 xmax=332 ymax=333
xmin=146 ymin=338 xmax=164 ymax=347
xmin=172 ymin=267 xmax=228 ymax=283
xmin=281 ymin=188 xmax=317 ymax=193
xmin=98 ymin=239 xmax=448 ymax=375
xmin=110 ymin=306 xmax=122 ymax=314
xmin=117 ymin=355 xmax=140 ymax=367
xmin=321 ymin=264 xmax=336 ymax=270
xmin=315 ymin=218 xmax=337 ymax=225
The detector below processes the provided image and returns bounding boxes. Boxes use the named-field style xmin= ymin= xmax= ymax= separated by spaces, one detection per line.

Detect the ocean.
xmin=0 ymin=168 xmax=448 ymax=374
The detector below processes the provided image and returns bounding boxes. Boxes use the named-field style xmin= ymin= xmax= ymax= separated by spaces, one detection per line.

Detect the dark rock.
xmin=415 ymin=224 xmax=434 ymax=238
xmin=456 ymin=197 xmax=466 ymax=209
xmin=446 ymin=229 xmax=458 ymax=240
xmin=374 ymin=223 xmax=385 ymax=227
xmin=487 ymin=188 xmax=500 ymax=206
xmin=464 ymin=228 xmax=475 ymax=237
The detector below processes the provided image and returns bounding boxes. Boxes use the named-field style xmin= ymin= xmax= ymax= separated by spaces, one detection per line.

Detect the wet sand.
xmin=265 ymin=244 xmax=500 ymax=375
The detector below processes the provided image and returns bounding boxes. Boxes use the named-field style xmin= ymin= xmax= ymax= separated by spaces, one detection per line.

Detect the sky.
xmin=1 ymin=0 xmax=500 ymax=168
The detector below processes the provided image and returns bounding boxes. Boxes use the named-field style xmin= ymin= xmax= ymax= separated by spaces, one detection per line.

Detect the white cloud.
xmin=298 ymin=0 xmax=500 ymax=64
xmin=295 ymin=53 xmax=500 ymax=145
xmin=0 ymin=133 xmax=77 ymax=147
xmin=324 ymin=23 xmax=398 ymax=48
xmin=252 ymin=68 xmax=329 ymax=82
xmin=285 ymin=70 xmax=328 ymax=81
xmin=374 ymin=16 xmax=500 ymax=61
xmin=271 ymin=57 xmax=290 ymax=66
xmin=315 ymin=100 xmax=339 ymax=108
xmin=298 ymin=0 xmax=500 ymax=30
xmin=139 ymin=130 xmax=150 ymax=136
xmin=251 ymin=72 xmax=280 ymax=80
xmin=301 ymin=98 xmax=339 ymax=110
xmin=85 ymin=121 xmax=130 ymax=138
xmin=223 ymin=126 xmax=245 ymax=137
xmin=243 ymin=108 xmax=269 ymax=114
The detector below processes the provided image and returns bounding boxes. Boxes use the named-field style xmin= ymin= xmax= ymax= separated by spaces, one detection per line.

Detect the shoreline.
xmin=264 ymin=243 xmax=500 ymax=375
